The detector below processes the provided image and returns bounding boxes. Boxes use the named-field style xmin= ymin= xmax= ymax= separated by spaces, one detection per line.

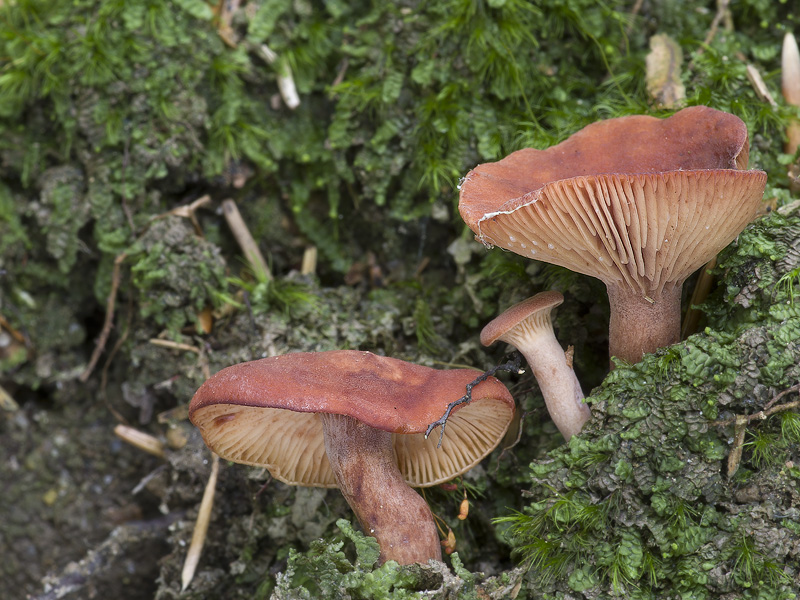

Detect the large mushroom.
xmin=188 ymin=350 xmax=515 ymax=565
xmin=459 ymin=106 xmax=767 ymax=364
xmin=481 ymin=291 xmax=589 ymax=440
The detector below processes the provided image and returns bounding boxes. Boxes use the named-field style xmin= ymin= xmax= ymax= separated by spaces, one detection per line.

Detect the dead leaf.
xmin=646 ymin=34 xmax=685 ymax=109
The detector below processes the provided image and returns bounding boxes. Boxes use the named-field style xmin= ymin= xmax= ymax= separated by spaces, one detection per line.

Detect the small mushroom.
xmin=188 ymin=350 xmax=515 ymax=565
xmin=481 ymin=291 xmax=589 ymax=440
xmin=783 ymin=32 xmax=800 ymax=156
xmin=459 ymin=106 xmax=767 ymax=364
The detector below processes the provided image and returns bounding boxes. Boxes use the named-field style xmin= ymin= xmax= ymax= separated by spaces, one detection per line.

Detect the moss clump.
xmin=500 ymin=209 xmax=800 ymax=599
xmin=128 ymin=216 xmax=228 ymax=337
xmin=272 ymin=519 xmax=523 ymax=600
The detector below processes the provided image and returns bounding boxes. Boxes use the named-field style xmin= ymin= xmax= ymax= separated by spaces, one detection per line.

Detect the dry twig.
xmin=301 ymin=246 xmax=317 ymax=276
xmin=703 ymin=0 xmax=732 ymax=47
xmin=148 ymin=338 xmax=211 ymax=380
xmin=252 ymin=43 xmax=300 ymax=109
xmin=222 ymin=198 xmax=272 ymax=282
xmin=181 ymin=453 xmax=220 ymax=592
xmin=113 ymin=424 xmax=167 ymax=459
xmin=80 ymin=253 xmax=127 ymax=382
xmin=710 ymin=383 xmax=800 ymax=427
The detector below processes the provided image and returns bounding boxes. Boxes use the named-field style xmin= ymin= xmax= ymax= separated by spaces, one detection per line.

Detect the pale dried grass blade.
xmin=181 ymin=452 xmax=220 ymax=592
xmin=114 ymin=424 xmax=166 ymax=459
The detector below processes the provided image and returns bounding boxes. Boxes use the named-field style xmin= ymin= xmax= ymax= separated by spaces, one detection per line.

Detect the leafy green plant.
xmin=227 ymin=270 xmax=319 ymax=318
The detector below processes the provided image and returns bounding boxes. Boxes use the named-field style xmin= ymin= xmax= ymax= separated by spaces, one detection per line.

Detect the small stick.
xmin=744 ymin=63 xmax=776 ymax=107
xmin=702 ymin=0 xmax=732 ymax=47
xmin=148 ymin=338 xmax=211 ymax=380
xmin=426 ymin=353 xmax=525 ymax=447
xmin=0 ymin=384 xmax=19 ymax=412
xmin=182 ymin=452 xmax=220 ymax=592
xmin=331 ymin=58 xmax=349 ymax=87
xmin=726 ymin=414 xmax=748 ymax=478
xmin=625 ymin=0 xmax=644 ymax=37
xmin=0 ymin=314 xmax=27 ymax=344
xmin=710 ymin=383 xmax=800 ymax=427
xmin=688 ymin=0 xmax=731 ymax=71
xmin=148 ymin=339 xmax=202 ymax=354
xmin=253 ymin=44 xmax=300 ymax=109
xmin=301 ymin=246 xmax=317 ymax=275
xmin=222 ymin=198 xmax=272 ymax=282
xmin=215 ymin=0 xmax=241 ymax=48
xmin=764 ymin=382 xmax=800 ymax=411
xmin=80 ymin=253 xmax=127 ymax=382
xmin=101 ymin=297 xmax=134 ymax=425
xmin=168 ymin=195 xmax=212 ymax=237
xmin=681 ymin=257 xmax=716 ymax=339
xmin=114 ymin=424 xmax=166 ymax=459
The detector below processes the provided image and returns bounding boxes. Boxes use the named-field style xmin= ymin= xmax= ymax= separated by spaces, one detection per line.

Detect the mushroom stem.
xmin=501 ymin=330 xmax=589 ymax=440
xmin=320 ymin=413 xmax=442 ymax=565
xmin=607 ymin=284 xmax=682 ymax=365
xmin=522 ymin=338 xmax=588 ymax=440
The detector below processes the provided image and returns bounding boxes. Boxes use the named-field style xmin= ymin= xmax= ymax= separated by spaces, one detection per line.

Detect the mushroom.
xmin=481 ymin=291 xmax=589 ymax=440
xmin=459 ymin=105 xmax=767 ymax=364
xmin=783 ymin=32 xmax=800 ymax=156
xmin=188 ymin=350 xmax=515 ymax=565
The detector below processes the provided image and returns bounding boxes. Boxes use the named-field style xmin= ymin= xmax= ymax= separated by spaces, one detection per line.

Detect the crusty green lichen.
xmin=501 ymin=209 xmax=800 ymax=599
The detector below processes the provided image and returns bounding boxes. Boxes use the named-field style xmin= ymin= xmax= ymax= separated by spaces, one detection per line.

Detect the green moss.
xmin=2 ymin=0 xmax=800 ymax=596
xmin=128 ymin=217 xmax=228 ymax=337
xmin=272 ymin=519 xmax=525 ymax=600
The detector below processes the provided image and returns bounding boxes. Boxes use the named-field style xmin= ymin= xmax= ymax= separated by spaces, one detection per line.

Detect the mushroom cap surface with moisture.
xmin=189 ymin=350 xmax=515 ymax=488
xmin=459 ymin=105 xmax=767 ymax=299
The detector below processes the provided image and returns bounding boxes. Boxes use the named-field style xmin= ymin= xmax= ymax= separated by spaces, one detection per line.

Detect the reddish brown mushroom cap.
xmin=459 ymin=106 xmax=767 ymax=364
xmin=480 ymin=291 xmax=589 ymax=440
xmin=189 ymin=350 xmax=515 ymax=488
xmin=459 ymin=106 xmax=766 ymax=298
xmin=481 ymin=291 xmax=564 ymax=347
xmin=460 ymin=105 xmax=752 ymax=231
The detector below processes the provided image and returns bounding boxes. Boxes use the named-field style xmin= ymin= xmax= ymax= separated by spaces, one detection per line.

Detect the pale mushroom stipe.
xmin=189 ymin=350 xmax=515 ymax=565
xmin=481 ymin=291 xmax=589 ymax=440
xmin=459 ymin=106 xmax=767 ymax=365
